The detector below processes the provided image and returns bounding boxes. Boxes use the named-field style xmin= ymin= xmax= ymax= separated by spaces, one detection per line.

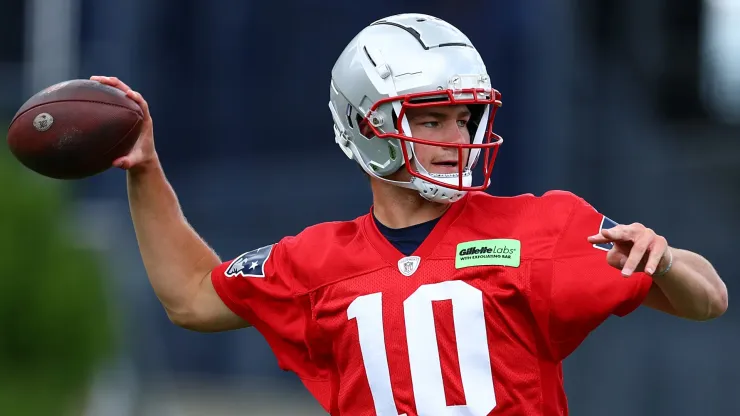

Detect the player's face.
xmin=405 ymin=105 xmax=471 ymax=175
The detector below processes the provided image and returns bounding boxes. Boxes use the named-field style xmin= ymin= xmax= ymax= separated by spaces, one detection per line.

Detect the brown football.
xmin=7 ymin=79 xmax=144 ymax=179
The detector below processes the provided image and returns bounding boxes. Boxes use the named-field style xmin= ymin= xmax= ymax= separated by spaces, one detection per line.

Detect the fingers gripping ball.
xmin=7 ymin=79 xmax=144 ymax=179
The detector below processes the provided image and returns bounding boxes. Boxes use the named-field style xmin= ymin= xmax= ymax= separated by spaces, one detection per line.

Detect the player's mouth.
xmin=431 ymin=160 xmax=459 ymax=174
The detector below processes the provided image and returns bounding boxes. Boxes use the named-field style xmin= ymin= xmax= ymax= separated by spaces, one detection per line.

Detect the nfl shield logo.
xmin=397 ymin=256 xmax=421 ymax=277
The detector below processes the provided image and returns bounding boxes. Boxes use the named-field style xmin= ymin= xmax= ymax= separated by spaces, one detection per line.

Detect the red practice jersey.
xmin=211 ymin=190 xmax=653 ymax=416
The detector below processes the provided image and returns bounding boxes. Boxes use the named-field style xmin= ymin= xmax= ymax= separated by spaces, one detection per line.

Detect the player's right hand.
xmin=90 ymin=76 xmax=157 ymax=172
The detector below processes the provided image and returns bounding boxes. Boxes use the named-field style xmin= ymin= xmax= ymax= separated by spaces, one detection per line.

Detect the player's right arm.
xmin=91 ymin=76 xmax=248 ymax=332
xmin=93 ymin=76 xmax=332 ymax=409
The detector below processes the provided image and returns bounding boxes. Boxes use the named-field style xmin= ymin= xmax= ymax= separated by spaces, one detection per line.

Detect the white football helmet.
xmin=329 ymin=13 xmax=503 ymax=204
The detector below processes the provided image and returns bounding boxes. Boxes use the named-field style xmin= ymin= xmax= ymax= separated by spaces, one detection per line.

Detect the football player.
xmin=92 ymin=13 xmax=727 ymax=416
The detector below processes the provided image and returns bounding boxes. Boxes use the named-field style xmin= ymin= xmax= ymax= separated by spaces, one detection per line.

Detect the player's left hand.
xmin=587 ymin=223 xmax=670 ymax=277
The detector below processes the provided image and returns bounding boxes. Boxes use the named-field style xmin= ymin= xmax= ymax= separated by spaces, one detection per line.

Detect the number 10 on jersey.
xmin=348 ymin=280 xmax=497 ymax=416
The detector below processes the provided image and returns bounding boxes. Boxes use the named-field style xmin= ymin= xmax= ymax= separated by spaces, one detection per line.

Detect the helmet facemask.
xmin=359 ymin=85 xmax=503 ymax=203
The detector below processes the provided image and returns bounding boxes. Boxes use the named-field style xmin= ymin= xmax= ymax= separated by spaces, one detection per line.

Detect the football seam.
xmin=102 ymin=117 xmax=143 ymax=157
xmin=9 ymin=99 xmax=144 ymax=128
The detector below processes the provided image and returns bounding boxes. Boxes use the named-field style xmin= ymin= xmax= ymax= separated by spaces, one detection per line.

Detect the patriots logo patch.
xmin=593 ymin=215 xmax=618 ymax=252
xmin=225 ymin=244 xmax=274 ymax=278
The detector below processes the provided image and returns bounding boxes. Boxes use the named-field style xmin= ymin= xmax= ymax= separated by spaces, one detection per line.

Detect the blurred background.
xmin=0 ymin=0 xmax=738 ymax=415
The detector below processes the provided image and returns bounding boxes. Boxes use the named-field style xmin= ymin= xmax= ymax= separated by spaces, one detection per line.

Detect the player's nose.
xmin=443 ymin=124 xmax=468 ymax=144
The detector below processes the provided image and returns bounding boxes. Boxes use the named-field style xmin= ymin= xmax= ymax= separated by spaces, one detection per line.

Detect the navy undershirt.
xmin=373 ymin=213 xmax=441 ymax=256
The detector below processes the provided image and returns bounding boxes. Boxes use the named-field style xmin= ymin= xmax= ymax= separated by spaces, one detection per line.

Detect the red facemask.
xmin=360 ymin=88 xmax=503 ymax=191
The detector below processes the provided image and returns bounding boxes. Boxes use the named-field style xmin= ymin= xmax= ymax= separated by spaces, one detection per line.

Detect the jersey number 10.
xmin=348 ymin=280 xmax=498 ymax=416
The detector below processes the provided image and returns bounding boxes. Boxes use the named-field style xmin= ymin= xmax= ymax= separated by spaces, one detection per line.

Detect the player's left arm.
xmin=588 ymin=223 xmax=728 ymax=321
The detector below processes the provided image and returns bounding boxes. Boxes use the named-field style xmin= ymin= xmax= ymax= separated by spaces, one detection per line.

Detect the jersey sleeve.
xmin=548 ymin=195 xmax=654 ymax=360
xmin=211 ymin=239 xmax=330 ymax=405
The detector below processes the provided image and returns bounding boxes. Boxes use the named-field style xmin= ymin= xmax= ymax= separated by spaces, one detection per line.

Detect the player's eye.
xmin=457 ymin=120 xmax=468 ymax=128
xmin=422 ymin=121 xmax=440 ymax=128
